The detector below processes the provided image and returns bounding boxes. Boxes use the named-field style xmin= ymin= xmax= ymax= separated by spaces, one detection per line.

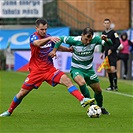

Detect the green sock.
xmin=94 ymin=92 xmax=103 ymax=107
xmin=79 ymin=84 xmax=91 ymax=98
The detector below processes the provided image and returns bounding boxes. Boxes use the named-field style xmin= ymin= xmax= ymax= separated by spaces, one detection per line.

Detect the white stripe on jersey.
xmin=71 ymin=62 xmax=92 ymax=69
xmin=73 ymin=53 xmax=93 ymax=61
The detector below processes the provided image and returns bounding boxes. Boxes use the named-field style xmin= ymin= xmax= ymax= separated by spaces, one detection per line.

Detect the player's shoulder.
xmin=30 ymin=34 xmax=38 ymax=42
xmin=30 ymin=32 xmax=38 ymax=38
xmin=92 ymin=35 xmax=101 ymax=40
xmin=111 ymin=30 xmax=119 ymax=38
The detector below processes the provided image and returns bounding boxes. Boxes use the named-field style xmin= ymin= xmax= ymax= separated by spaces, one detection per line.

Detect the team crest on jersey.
xmin=75 ymin=72 xmax=79 ymax=75
xmin=25 ymin=77 xmax=29 ymax=82
xmin=114 ymin=33 xmax=119 ymax=38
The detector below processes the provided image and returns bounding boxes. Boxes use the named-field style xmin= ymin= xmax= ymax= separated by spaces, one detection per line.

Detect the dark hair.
xmin=35 ymin=18 xmax=47 ymax=27
xmin=82 ymin=27 xmax=94 ymax=37
xmin=104 ymin=18 xmax=111 ymax=22
xmin=121 ymin=32 xmax=128 ymax=41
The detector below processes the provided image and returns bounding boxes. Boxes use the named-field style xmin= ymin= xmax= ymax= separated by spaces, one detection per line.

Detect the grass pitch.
xmin=0 ymin=71 xmax=133 ymax=133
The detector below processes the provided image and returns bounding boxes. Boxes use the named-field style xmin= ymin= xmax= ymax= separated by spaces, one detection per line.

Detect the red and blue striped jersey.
xmin=29 ymin=32 xmax=55 ymax=71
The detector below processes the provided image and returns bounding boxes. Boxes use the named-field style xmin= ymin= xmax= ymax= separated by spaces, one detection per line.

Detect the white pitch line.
xmin=102 ymin=89 xmax=133 ymax=98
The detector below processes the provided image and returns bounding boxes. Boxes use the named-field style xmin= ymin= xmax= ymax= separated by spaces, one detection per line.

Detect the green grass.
xmin=0 ymin=71 xmax=133 ymax=133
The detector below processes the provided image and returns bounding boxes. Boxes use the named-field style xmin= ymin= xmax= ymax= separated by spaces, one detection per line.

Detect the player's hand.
xmin=68 ymin=46 xmax=74 ymax=53
xmin=50 ymin=37 xmax=60 ymax=43
xmin=48 ymin=50 xmax=57 ymax=58
xmin=101 ymin=34 xmax=107 ymax=41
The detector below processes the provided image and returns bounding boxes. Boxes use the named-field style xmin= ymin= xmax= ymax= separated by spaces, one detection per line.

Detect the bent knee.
xmin=60 ymin=75 xmax=73 ymax=87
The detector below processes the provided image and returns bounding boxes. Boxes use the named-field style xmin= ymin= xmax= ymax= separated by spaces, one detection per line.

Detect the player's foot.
xmin=106 ymin=86 xmax=114 ymax=91
xmin=101 ymin=107 xmax=110 ymax=115
xmin=80 ymin=98 xmax=95 ymax=107
xmin=0 ymin=111 xmax=11 ymax=117
xmin=114 ymin=86 xmax=118 ymax=91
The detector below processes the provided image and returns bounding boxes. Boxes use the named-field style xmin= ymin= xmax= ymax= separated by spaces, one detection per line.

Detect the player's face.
xmin=81 ymin=34 xmax=93 ymax=45
xmin=104 ymin=20 xmax=110 ymax=30
xmin=36 ymin=23 xmax=48 ymax=37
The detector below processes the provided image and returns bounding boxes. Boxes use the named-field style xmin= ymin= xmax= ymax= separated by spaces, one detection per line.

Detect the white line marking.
xmin=103 ymin=90 xmax=133 ymax=98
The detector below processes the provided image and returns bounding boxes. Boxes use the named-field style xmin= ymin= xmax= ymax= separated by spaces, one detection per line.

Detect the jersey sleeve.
xmin=96 ymin=36 xmax=113 ymax=46
xmin=54 ymin=36 xmax=75 ymax=49
xmin=30 ymin=34 xmax=39 ymax=45
xmin=110 ymin=31 xmax=120 ymax=52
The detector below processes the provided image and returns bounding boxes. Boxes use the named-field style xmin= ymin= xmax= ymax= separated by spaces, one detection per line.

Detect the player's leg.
xmin=0 ymin=88 xmax=31 ymax=117
xmin=70 ymin=69 xmax=91 ymax=98
xmin=85 ymin=68 xmax=110 ymax=115
xmin=89 ymin=82 xmax=103 ymax=107
xmin=74 ymin=75 xmax=91 ymax=98
xmin=106 ymin=55 xmax=118 ymax=91
xmin=51 ymin=71 xmax=95 ymax=107
xmin=60 ymin=74 xmax=95 ymax=106
xmin=89 ymin=82 xmax=110 ymax=115
xmin=0 ymin=72 xmax=42 ymax=117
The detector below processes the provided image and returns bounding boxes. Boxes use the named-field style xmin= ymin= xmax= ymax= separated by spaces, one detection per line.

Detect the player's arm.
xmin=49 ymin=36 xmax=73 ymax=58
xmin=58 ymin=45 xmax=73 ymax=52
xmin=100 ymin=35 xmax=113 ymax=55
xmin=33 ymin=36 xmax=60 ymax=47
xmin=101 ymin=35 xmax=113 ymax=46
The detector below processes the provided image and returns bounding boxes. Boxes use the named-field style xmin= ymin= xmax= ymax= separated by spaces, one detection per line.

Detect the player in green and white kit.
xmin=49 ymin=27 xmax=112 ymax=114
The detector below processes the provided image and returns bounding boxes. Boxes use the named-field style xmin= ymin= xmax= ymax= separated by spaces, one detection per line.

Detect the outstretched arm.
xmin=101 ymin=34 xmax=112 ymax=45
xmin=33 ymin=36 xmax=60 ymax=47
xmin=48 ymin=46 xmax=73 ymax=58
xmin=58 ymin=46 xmax=73 ymax=52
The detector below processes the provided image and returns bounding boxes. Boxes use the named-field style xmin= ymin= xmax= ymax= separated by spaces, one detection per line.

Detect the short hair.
xmin=82 ymin=27 xmax=94 ymax=37
xmin=35 ymin=18 xmax=47 ymax=27
xmin=104 ymin=18 xmax=111 ymax=22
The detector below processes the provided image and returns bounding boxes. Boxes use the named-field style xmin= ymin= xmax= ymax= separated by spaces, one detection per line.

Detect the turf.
xmin=0 ymin=71 xmax=133 ymax=133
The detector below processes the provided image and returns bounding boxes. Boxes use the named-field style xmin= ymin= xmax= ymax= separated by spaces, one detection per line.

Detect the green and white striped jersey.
xmin=55 ymin=35 xmax=112 ymax=70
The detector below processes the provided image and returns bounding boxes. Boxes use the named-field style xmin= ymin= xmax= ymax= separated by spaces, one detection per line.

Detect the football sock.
xmin=68 ymin=86 xmax=84 ymax=101
xmin=79 ymin=84 xmax=91 ymax=98
xmin=94 ymin=92 xmax=103 ymax=107
xmin=108 ymin=73 xmax=114 ymax=87
xmin=112 ymin=72 xmax=117 ymax=87
xmin=8 ymin=96 xmax=22 ymax=114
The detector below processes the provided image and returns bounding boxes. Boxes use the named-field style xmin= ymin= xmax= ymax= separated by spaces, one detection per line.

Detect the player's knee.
xmin=78 ymin=81 xmax=86 ymax=86
xmin=75 ymin=78 xmax=85 ymax=86
xmin=60 ymin=74 xmax=73 ymax=87
xmin=65 ymin=77 xmax=73 ymax=86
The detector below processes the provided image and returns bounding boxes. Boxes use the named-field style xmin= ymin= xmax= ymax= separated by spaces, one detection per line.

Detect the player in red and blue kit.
xmin=0 ymin=18 xmax=95 ymax=117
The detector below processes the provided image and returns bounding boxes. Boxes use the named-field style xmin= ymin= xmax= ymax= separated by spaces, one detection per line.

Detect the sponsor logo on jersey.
xmin=40 ymin=43 xmax=52 ymax=48
xmin=114 ymin=33 xmax=119 ymax=38
xmin=25 ymin=77 xmax=29 ymax=82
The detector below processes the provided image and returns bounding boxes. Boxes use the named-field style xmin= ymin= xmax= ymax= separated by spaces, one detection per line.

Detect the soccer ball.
xmin=87 ymin=105 xmax=102 ymax=118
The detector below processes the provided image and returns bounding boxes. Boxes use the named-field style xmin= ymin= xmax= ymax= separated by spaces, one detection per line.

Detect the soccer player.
xmin=101 ymin=18 xmax=120 ymax=91
xmin=49 ymin=27 xmax=112 ymax=115
xmin=0 ymin=18 xmax=95 ymax=117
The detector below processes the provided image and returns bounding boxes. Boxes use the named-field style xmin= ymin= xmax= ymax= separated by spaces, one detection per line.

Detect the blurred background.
xmin=0 ymin=0 xmax=133 ymax=80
